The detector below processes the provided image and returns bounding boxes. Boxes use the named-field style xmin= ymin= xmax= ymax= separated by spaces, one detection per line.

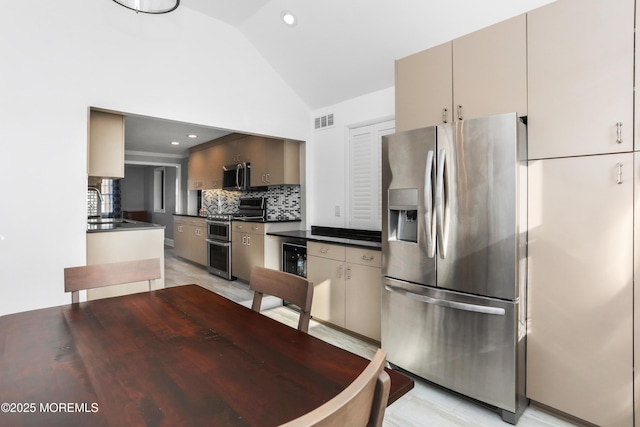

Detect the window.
xmin=100 ymin=179 xmax=121 ymax=218
xmin=154 ymin=167 xmax=165 ymax=213
xmin=347 ymin=119 xmax=395 ymax=230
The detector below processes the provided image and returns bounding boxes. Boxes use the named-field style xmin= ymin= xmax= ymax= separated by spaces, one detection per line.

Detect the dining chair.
xmin=249 ymin=266 xmax=314 ymax=333
xmin=279 ymin=348 xmax=391 ymax=427
xmin=64 ymin=258 xmax=162 ymax=303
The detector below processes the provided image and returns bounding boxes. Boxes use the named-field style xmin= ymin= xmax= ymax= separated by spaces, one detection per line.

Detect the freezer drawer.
xmin=382 ymin=277 xmax=524 ymax=418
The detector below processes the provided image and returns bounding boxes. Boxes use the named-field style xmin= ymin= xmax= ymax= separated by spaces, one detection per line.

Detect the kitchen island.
xmin=86 ymin=219 xmax=165 ymax=301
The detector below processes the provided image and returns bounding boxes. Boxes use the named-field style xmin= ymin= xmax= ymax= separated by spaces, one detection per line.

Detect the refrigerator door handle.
xmin=424 ymin=150 xmax=436 ymax=258
xmin=435 ymin=148 xmax=450 ymax=258
xmin=384 ymin=284 xmax=506 ymax=316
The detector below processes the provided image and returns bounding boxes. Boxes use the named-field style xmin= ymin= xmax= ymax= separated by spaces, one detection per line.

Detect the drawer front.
xmin=191 ymin=218 xmax=206 ymax=227
xmin=308 ymin=242 xmax=346 ymax=262
xmin=346 ymin=247 xmax=381 ymax=268
xmin=233 ymin=222 xmax=265 ymax=235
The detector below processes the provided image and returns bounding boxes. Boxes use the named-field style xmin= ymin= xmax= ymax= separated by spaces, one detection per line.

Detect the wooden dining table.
xmin=0 ymin=285 xmax=413 ymax=426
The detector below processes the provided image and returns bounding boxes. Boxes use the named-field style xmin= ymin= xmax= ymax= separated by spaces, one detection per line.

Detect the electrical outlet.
xmin=334 ymin=205 xmax=340 ymax=217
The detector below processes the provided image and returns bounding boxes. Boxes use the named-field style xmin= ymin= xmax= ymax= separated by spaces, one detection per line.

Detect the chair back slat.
xmin=64 ymin=258 xmax=161 ymax=303
xmin=279 ymin=349 xmax=390 ymax=427
xmin=249 ymin=266 xmax=313 ymax=333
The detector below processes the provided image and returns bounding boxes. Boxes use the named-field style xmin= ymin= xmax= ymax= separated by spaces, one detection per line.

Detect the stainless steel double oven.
xmin=205 ymin=214 xmax=233 ymax=280
xmin=204 ymin=197 xmax=267 ymax=281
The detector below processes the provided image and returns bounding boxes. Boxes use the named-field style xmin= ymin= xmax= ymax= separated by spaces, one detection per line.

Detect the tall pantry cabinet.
xmin=394 ymin=0 xmax=637 ymax=426
xmin=526 ymin=0 xmax=635 ymax=426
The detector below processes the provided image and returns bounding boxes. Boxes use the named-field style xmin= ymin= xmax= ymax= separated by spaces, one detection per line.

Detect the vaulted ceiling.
xmin=125 ymin=0 xmax=556 ymax=156
xmin=184 ymin=0 xmax=556 ymax=110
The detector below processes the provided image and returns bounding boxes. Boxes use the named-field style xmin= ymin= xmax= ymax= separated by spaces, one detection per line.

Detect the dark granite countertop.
xmin=87 ymin=219 xmax=165 ymax=233
xmin=173 ymin=214 xmax=301 ymax=224
xmin=233 ymin=218 xmax=302 ymax=224
xmin=267 ymin=226 xmax=381 ymax=250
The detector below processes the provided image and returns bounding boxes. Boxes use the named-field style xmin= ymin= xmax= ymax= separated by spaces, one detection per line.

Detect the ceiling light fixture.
xmin=112 ymin=0 xmax=180 ymax=14
xmin=171 ymin=141 xmax=180 ymax=145
xmin=281 ymin=10 xmax=297 ymax=27
xmin=187 ymin=134 xmax=197 ymax=138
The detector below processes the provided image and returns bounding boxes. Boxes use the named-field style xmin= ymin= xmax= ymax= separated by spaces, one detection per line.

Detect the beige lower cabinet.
xmin=173 ymin=216 xmax=188 ymax=258
xmin=308 ymin=243 xmax=346 ymax=326
xmin=173 ymin=216 xmax=207 ymax=266
xmin=307 ymin=242 xmax=382 ymax=341
xmin=527 ymin=153 xmax=633 ymax=427
xmin=86 ymin=228 xmax=165 ymax=300
xmin=232 ymin=222 xmax=266 ymax=282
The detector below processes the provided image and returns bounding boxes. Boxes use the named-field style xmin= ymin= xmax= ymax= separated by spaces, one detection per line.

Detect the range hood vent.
xmin=314 ymin=113 xmax=334 ymax=130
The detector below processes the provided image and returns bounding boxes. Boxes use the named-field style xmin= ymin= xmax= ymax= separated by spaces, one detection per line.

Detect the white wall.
xmin=0 ymin=0 xmax=310 ymax=316
xmin=306 ymin=87 xmax=395 ymax=227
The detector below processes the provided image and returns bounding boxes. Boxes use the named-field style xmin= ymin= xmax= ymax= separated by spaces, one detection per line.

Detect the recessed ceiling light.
xmin=171 ymin=141 xmax=180 ymax=145
xmin=187 ymin=134 xmax=197 ymax=138
xmin=281 ymin=10 xmax=297 ymax=27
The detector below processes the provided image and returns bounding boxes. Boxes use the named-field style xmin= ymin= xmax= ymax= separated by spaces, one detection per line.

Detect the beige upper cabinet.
xmin=395 ymin=42 xmax=453 ymax=132
xmin=527 ymin=153 xmax=633 ymax=427
xmin=188 ymin=135 xmax=300 ymax=190
xmin=205 ymin=146 xmax=223 ymax=189
xmin=188 ymin=148 xmax=207 ymax=190
xmin=220 ymin=137 xmax=249 ymax=165
xmin=249 ymin=137 xmax=300 ymax=187
xmin=528 ymin=0 xmax=634 ymax=160
xmin=395 ymin=14 xmax=526 ymax=132
xmin=452 ymin=14 xmax=527 ymax=122
xmin=88 ymin=110 xmax=124 ymax=178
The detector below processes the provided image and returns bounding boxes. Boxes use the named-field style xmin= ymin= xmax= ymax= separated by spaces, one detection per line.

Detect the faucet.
xmin=88 ymin=187 xmax=104 ymax=218
xmin=88 ymin=187 xmax=104 ymax=201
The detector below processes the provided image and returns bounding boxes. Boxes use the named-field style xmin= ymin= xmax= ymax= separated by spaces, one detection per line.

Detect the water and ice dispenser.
xmin=388 ymin=188 xmax=418 ymax=243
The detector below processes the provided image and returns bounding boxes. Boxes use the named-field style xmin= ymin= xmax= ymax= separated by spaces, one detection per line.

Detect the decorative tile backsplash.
xmin=202 ymin=186 xmax=301 ymax=220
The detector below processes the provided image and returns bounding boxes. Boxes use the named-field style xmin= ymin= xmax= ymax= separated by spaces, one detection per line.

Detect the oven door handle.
xmin=205 ymin=220 xmax=230 ymax=226
xmin=206 ymin=239 xmax=230 ymax=247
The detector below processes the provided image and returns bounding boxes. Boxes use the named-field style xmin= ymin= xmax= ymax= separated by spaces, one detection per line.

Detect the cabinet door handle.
xmin=346 ymin=266 xmax=352 ymax=280
xmin=266 ymin=173 xmax=270 ymax=182
xmin=242 ymin=236 xmax=247 ymax=245
xmin=616 ymin=122 xmax=623 ymax=144
xmin=338 ymin=265 xmax=343 ymax=278
xmin=617 ymin=162 xmax=623 ymax=184
xmin=457 ymin=105 xmax=463 ymax=121
xmin=320 ymin=248 xmax=329 ymax=254
xmin=442 ymin=108 xmax=448 ymax=123
xmin=361 ymin=255 xmax=374 ymax=261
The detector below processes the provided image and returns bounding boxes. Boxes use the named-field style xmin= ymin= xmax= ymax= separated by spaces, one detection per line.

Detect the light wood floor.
xmin=164 ymin=247 xmax=579 ymax=427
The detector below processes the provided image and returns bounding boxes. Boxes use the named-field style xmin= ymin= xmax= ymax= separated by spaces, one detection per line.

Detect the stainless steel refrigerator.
xmin=381 ymin=112 xmax=528 ymax=424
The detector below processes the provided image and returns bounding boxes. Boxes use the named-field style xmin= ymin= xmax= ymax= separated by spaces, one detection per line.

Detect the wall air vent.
xmin=314 ymin=113 xmax=334 ymax=130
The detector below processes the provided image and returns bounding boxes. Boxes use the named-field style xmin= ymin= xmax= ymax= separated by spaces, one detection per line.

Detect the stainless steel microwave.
xmin=222 ymin=162 xmax=250 ymax=190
